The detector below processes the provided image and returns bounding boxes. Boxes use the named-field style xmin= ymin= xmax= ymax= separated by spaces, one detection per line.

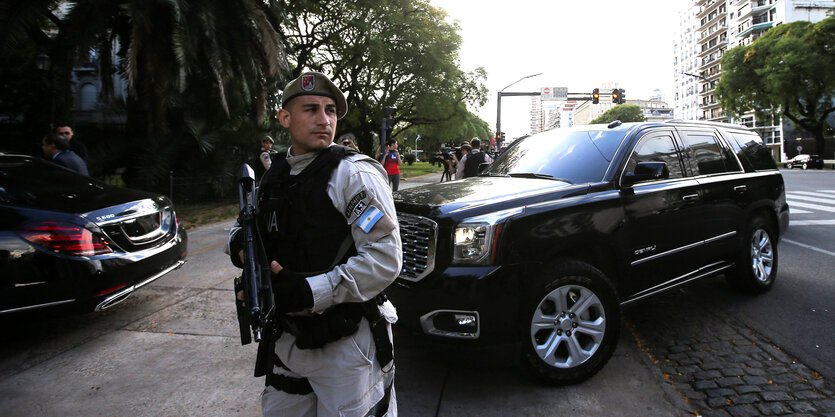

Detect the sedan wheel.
xmin=523 ymin=260 xmax=619 ymax=384
xmin=802 ymin=163 xmax=808 ymax=170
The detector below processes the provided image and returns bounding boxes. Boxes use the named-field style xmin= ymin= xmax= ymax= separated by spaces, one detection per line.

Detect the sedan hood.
xmin=394 ymin=176 xmax=575 ymax=214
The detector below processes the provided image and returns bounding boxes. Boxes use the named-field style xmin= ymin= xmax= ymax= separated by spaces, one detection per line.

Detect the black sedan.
xmin=0 ymin=153 xmax=188 ymax=314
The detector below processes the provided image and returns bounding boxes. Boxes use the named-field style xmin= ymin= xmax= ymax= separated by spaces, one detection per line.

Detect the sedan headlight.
xmin=453 ymin=207 xmax=524 ymax=265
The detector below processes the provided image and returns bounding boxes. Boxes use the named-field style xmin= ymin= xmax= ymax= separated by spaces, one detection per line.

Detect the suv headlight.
xmin=453 ymin=207 xmax=524 ymax=265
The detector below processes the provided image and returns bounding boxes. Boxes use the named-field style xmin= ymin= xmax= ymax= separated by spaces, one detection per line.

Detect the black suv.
xmin=390 ymin=120 xmax=789 ymax=384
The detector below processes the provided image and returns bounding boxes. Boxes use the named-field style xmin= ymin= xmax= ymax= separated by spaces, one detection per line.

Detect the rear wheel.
xmin=802 ymin=162 xmax=808 ymax=170
xmin=727 ymin=216 xmax=777 ymax=293
xmin=786 ymin=162 xmax=792 ymax=169
xmin=522 ymin=260 xmax=620 ymax=385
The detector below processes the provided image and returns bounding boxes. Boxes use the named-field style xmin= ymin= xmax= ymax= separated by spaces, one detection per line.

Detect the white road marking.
xmin=791 ymin=209 xmax=812 ymax=214
xmin=787 ymin=201 xmax=835 ymax=213
xmin=791 ymin=191 xmax=835 ymax=198
xmin=791 ymin=219 xmax=835 ymax=226
xmin=785 ymin=194 xmax=835 ymax=205
xmin=783 ymin=238 xmax=835 ymax=258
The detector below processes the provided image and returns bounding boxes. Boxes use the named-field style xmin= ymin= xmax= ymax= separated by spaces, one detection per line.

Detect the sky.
xmin=428 ymin=0 xmax=690 ymax=139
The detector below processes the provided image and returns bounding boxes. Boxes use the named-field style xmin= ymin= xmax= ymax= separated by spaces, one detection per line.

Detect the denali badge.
xmin=634 ymin=245 xmax=657 ymax=256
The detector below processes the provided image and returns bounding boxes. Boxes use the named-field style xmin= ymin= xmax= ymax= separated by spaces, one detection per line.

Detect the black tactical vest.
xmin=257 ymin=146 xmax=356 ymax=275
xmin=463 ymin=150 xmax=487 ymax=178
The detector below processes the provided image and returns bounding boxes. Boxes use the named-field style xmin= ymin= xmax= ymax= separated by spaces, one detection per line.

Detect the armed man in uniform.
xmin=227 ymin=72 xmax=402 ymax=416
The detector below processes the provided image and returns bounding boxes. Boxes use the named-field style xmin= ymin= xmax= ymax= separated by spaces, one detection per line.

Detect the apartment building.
xmin=673 ymin=7 xmax=701 ymax=121
xmin=674 ymin=0 xmax=834 ymax=161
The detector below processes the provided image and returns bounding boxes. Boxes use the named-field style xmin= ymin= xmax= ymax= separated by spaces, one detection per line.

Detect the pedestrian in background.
xmin=55 ymin=125 xmax=88 ymax=162
xmin=41 ymin=133 xmax=89 ymax=175
xmin=378 ymin=139 xmax=402 ymax=191
xmin=227 ymin=71 xmax=400 ymax=417
xmin=337 ymin=133 xmax=359 ymax=152
xmin=255 ymin=135 xmax=274 ymax=180
xmin=454 ymin=144 xmax=471 ymax=180
xmin=461 ymin=137 xmax=492 ymax=178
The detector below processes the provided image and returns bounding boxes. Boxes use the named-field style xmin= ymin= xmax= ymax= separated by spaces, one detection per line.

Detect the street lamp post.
xmin=415 ymin=134 xmax=421 ymax=151
xmin=496 ymin=73 xmax=542 ymax=144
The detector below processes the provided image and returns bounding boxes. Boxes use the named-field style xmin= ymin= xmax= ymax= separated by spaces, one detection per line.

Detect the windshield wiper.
xmin=506 ymin=173 xmax=573 ymax=184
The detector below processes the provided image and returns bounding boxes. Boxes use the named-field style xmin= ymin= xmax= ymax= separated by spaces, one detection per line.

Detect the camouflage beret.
xmin=281 ymin=72 xmax=347 ymax=119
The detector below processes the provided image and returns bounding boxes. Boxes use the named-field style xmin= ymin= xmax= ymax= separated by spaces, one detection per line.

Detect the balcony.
xmin=738 ymin=20 xmax=773 ymax=37
xmin=697 ymin=0 xmax=721 ymax=19
xmin=699 ymin=39 xmax=727 ymax=58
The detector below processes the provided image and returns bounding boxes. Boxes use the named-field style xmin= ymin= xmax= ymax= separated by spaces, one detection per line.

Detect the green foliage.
xmin=716 ymin=17 xmax=835 ymax=153
xmin=1 ymin=0 xmax=489 ymax=196
xmin=590 ymin=104 xmax=646 ymax=124
xmin=282 ymin=0 xmax=489 ymax=155
xmin=1 ymin=0 xmax=289 ymax=192
xmin=403 ymin=153 xmax=416 ymax=165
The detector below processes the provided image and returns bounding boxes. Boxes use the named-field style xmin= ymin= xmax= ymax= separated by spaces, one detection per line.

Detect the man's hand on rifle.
xmin=236 ymin=249 xmax=313 ymax=313
xmin=270 ymin=260 xmax=315 ymax=313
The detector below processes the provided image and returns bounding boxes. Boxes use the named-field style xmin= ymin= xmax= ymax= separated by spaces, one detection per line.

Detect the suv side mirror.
xmin=622 ymin=161 xmax=669 ymax=187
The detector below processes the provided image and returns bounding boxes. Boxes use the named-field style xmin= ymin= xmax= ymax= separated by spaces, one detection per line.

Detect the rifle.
xmin=235 ymin=163 xmax=276 ymax=377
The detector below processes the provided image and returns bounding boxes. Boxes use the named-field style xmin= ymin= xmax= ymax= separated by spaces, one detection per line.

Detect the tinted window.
xmin=682 ymin=132 xmax=731 ymax=175
xmin=728 ymin=132 xmax=777 ymax=171
xmin=485 ymin=129 xmax=626 ymax=184
xmin=625 ymin=133 xmax=685 ymax=180
xmin=0 ymin=155 xmax=111 ymax=207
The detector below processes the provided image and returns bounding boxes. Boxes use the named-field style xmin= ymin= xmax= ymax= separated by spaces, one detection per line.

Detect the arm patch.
xmin=345 ymin=190 xmax=370 ymax=223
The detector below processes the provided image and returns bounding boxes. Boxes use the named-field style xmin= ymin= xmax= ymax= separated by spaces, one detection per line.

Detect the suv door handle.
xmin=682 ymin=194 xmax=699 ymax=201
xmin=734 ymin=185 xmax=747 ymax=193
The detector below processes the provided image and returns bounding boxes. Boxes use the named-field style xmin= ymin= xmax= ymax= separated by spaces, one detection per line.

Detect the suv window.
xmin=485 ymin=129 xmax=625 ymax=184
xmin=681 ymin=131 xmax=735 ymax=175
xmin=624 ymin=132 xmax=686 ymax=180
xmin=727 ymin=132 xmax=778 ymax=171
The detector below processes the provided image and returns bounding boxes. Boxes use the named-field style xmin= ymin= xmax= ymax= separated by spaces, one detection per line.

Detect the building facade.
xmin=674 ymin=0 xmax=834 ymax=161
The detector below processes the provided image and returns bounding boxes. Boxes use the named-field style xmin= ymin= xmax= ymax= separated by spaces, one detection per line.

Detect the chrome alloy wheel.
xmin=750 ymin=228 xmax=774 ymax=282
xmin=530 ymin=284 xmax=606 ymax=369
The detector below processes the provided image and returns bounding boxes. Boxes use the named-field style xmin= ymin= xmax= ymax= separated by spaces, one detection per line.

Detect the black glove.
xmin=271 ymin=269 xmax=314 ymax=313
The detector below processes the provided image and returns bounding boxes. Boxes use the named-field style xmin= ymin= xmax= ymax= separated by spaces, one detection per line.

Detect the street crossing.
xmin=787 ymin=189 xmax=835 ymax=225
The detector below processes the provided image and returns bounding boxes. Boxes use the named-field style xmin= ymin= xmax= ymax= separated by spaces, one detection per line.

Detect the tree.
xmin=590 ymin=104 xmax=645 ymax=124
xmin=1 ymin=0 xmax=289 ymax=191
xmin=716 ymin=17 xmax=835 ymax=155
xmin=281 ymin=0 xmax=487 ymax=155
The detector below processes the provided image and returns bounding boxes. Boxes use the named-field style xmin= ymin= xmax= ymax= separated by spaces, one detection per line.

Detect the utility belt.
xmin=268 ymin=294 xmax=394 ymax=394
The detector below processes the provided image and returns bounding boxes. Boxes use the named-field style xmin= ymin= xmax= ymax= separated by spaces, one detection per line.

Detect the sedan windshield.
xmin=484 ymin=129 xmax=626 ymax=184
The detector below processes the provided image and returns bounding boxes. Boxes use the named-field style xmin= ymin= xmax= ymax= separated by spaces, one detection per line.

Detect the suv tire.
xmin=802 ymin=162 xmax=808 ymax=170
xmin=727 ymin=216 xmax=778 ymax=293
xmin=522 ymin=260 xmax=620 ymax=385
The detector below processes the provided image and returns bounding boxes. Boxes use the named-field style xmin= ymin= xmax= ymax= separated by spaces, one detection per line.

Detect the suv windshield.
xmin=484 ymin=129 xmax=626 ymax=184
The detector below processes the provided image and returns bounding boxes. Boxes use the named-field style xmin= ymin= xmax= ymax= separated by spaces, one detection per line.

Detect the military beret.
xmin=281 ymin=72 xmax=347 ymax=119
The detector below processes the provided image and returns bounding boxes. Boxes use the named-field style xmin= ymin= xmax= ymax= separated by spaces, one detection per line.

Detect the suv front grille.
xmin=397 ymin=213 xmax=438 ymax=282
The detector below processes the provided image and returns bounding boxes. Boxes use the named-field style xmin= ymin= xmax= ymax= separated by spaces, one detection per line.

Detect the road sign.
xmin=541 ymin=87 xmax=568 ymax=101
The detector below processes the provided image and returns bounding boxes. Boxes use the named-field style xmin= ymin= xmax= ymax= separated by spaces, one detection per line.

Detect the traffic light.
xmin=592 ymin=88 xmax=600 ymax=104
xmin=618 ymin=89 xmax=626 ymax=104
xmin=612 ymin=88 xmax=620 ymax=104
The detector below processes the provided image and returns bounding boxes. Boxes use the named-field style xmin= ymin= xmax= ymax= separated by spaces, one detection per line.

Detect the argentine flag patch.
xmin=357 ymin=205 xmax=384 ymax=233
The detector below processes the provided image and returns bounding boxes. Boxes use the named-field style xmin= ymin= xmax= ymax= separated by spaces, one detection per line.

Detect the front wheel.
xmin=802 ymin=162 xmax=808 ymax=170
xmin=727 ymin=216 xmax=777 ymax=293
xmin=522 ymin=260 xmax=620 ymax=385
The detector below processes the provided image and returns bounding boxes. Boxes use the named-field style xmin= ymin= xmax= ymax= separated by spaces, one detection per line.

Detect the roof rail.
xmin=663 ymin=119 xmax=753 ymax=131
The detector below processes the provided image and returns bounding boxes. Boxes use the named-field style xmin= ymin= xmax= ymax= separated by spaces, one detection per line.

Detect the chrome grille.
xmin=397 ymin=213 xmax=438 ymax=282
